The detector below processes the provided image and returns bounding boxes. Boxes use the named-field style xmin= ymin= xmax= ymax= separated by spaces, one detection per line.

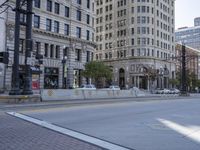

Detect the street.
xmin=1 ymin=96 xmax=200 ymax=150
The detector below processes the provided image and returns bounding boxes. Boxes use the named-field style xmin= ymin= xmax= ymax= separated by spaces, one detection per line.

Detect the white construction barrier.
xmin=41 ymin=89 xmax=84 ymax=101
xmin=41 ymin=88 xmax=146 ymax=101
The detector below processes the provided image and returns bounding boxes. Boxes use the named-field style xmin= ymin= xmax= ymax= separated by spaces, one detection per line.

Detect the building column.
xmin=67 ymin=44 xmax=74 ymax=89
xmin=133 ymin=76 xmax=136 ymax=87
xmin=161 ymin=77 xmax=163 ymax=89
xmin=137 ymin=76 xmax=140 ymax=88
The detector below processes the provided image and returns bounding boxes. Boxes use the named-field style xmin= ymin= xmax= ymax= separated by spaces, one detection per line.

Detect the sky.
xmin=175 ymin=0 xmax=200 ymax=29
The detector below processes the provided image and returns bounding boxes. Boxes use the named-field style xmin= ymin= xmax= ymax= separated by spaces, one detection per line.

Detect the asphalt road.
xmin=14 ymin=97 xmax=200 ymax=150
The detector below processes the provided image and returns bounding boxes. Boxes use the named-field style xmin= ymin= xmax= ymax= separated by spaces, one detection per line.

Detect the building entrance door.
xmin=139 ymin=76 xmax=148 ymax=89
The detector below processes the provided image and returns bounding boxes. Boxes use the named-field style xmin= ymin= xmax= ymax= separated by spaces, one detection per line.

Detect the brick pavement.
xmin=0 ymin=113 xmax=106 ymax=150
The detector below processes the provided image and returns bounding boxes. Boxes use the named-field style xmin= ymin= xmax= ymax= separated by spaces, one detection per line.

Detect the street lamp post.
xmin=62 ymin=56 xmax=67 ymax=89
xmin=181 ymin=44 xmax=188 ymax=95
xmin=9 ymin=0 xmax=21 ymax=95
xmin=22 ymin=0 xmax=33 ymax=95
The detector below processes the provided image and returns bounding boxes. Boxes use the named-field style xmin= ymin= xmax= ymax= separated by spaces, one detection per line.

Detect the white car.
xmin=170 ymin=88 xmax=180 ymax=94
xmin=78 ymin=84 xmax=96 ymax=90
xmin=156 ymin=88 xmax=170 ymax=94
xmin=163 ymin=88 xmax=170 ymax=94
xmin=109 ymin=85 xmax=120 ymax=90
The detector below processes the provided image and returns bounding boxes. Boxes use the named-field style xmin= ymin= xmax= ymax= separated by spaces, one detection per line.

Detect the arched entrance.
xmin=139 ymin=76 xmax=148 ymax=89
xmin=119 ymin=68 xmax=125 ymax=89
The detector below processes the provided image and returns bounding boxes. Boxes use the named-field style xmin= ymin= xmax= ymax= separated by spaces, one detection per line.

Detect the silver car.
xmin=78 ymin=84 xmax=96 ymax=90
xmin=109 ymin=85 xmax=120 ymax=90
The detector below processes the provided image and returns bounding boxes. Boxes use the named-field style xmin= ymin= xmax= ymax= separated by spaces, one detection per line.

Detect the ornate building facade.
xmin=95 ymin=0 xmax=176 ymax=90
xmin=1 ymin=0 xmax=96 ymax=91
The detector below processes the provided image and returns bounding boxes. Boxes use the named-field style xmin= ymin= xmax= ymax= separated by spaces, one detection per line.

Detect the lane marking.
xmin=7 ymin=112 xmax=132 ymax=150
xmin=158 ymin=118 xmax=200 ymax=144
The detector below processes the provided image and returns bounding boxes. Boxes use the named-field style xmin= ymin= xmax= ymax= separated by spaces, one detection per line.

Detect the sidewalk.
xmin=1 ymin=94 xmax=198 ymax=111
xmin=0 ymin=113 xmax=105 ymax=150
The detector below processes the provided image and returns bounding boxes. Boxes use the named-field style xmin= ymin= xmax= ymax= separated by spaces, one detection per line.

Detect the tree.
xmin=169 ymin=78 xmax=180 ymax=88
xmin=175 ymin=70 xmax=200 ymax=92
xmin=81 ymin=61 xmax=112 ymax=88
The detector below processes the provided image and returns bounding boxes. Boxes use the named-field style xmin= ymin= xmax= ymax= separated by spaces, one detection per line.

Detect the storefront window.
xmin=44 ymin=67 xmax=59 ymax=89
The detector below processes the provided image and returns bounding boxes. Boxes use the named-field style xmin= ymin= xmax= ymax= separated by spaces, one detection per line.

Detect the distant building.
xmin=1 ymin=0 xmax=96 ymax=91
xmin=194 ymin=17 xmax=200 ymax=27
xmin=95 ymin=0 xmax=176 ymax=90
xmin=175 ymin=18 xmax=200 ymax=50
xmin=175 ymin=43 xmax=200 ymax=80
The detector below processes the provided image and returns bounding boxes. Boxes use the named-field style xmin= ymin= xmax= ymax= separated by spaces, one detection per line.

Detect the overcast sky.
xmin=175 ymin=0 xmax=200 ymax=29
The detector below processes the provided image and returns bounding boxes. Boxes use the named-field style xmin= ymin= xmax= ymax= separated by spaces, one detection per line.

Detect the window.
xmin=86 ymin=51 xmax=90 ymax=62
xmin=47 ymin=0 xmax=52 ymax=12
xmin=54 ymin=21 xmax=59 ymax=33
xmin=34 ymin=15 xmax=40 ymax=28
xmin=77 ymin=10 xmax=81 ymax=21
xmin=86 ymin=30 xmax=90 ymax=40
xmin=64 ymin=24 xmax=69 ymax=35
xmin=76 ymin=27 xmax=81 ymax=38
xmin=44 ymin=44 xmax=49 ymax=57
xmin=54 ymin=2 xmax=60 ymax=14
xmin=46 ymin=19 xmax=52 ymax=31
xmin=65 ymin=6 xmax=69 ymax=17
xmin=50 ymin=45 xmax=54 ymax=58
xmin=55 ymin=46 xmax=60 ymax=58
xmin=34 ymin=0 xmax=40 ymax=8
xmin=75 ymin=49 xmax=81 ymax=61
xmin=87 ymin=0 xmax=90 ymax=9
xmin=63 ymin=47 xmax=68 ymax=58
xmin=87 ymin=14 xmax=90 ymax=24
xmin=35 ymin=42 xmax=41 ymax=56
xmin=77 ymin=0 xmax=81 ymax=5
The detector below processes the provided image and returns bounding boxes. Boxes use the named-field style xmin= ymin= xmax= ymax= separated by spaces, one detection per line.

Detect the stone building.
xmin=95 ymin=0 xmax=176 ymax=90
xmin=0 ymin=11 xmax=7 ymax=90
xmin=0 ymin=0 xmax=96 ymax=91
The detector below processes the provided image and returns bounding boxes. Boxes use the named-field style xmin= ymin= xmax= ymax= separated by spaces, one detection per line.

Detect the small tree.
xmin=81 ymin=61 xmax=112 ymax=88
xmin=175 ymin=70 xmax=199 ymax=92
xmin=169 ymin=78 xmax=180 ymax=88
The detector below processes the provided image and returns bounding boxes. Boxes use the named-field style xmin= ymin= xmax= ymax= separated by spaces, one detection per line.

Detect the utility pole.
xmin=9 ymin=0 xmax=21 ymax=95
xmin=181 ymin=44 xmax=188 ymax=95
xmin=22 ymin=0 xmax=33 ymax=95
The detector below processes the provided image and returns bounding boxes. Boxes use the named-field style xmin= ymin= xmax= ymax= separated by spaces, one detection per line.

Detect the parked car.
xmin=155 ymin=88 xmax=170 ymax=94
xmin=109 ymin=85 xmax=120 ymax=90
xmin=130 ymin=86 xmax=140 ymax=91
xmin=78 ymin=84 xmax=96 ymax=90
xmin=155 ymin=88 xmax=163 ymax=94
xmin=169 ymin=88 xmax=180 ymax=94
xmin=163 ymin=88 xmax=170 ymax=94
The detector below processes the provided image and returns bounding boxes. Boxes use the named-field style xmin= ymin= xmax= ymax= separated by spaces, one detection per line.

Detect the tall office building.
xmin=95 ymin=0 xmax=176 ymax=90
xmin=0 ymin=0 xmax=96 ymax=91
xmin=176 ymin=17 xmax=200 ymax=50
